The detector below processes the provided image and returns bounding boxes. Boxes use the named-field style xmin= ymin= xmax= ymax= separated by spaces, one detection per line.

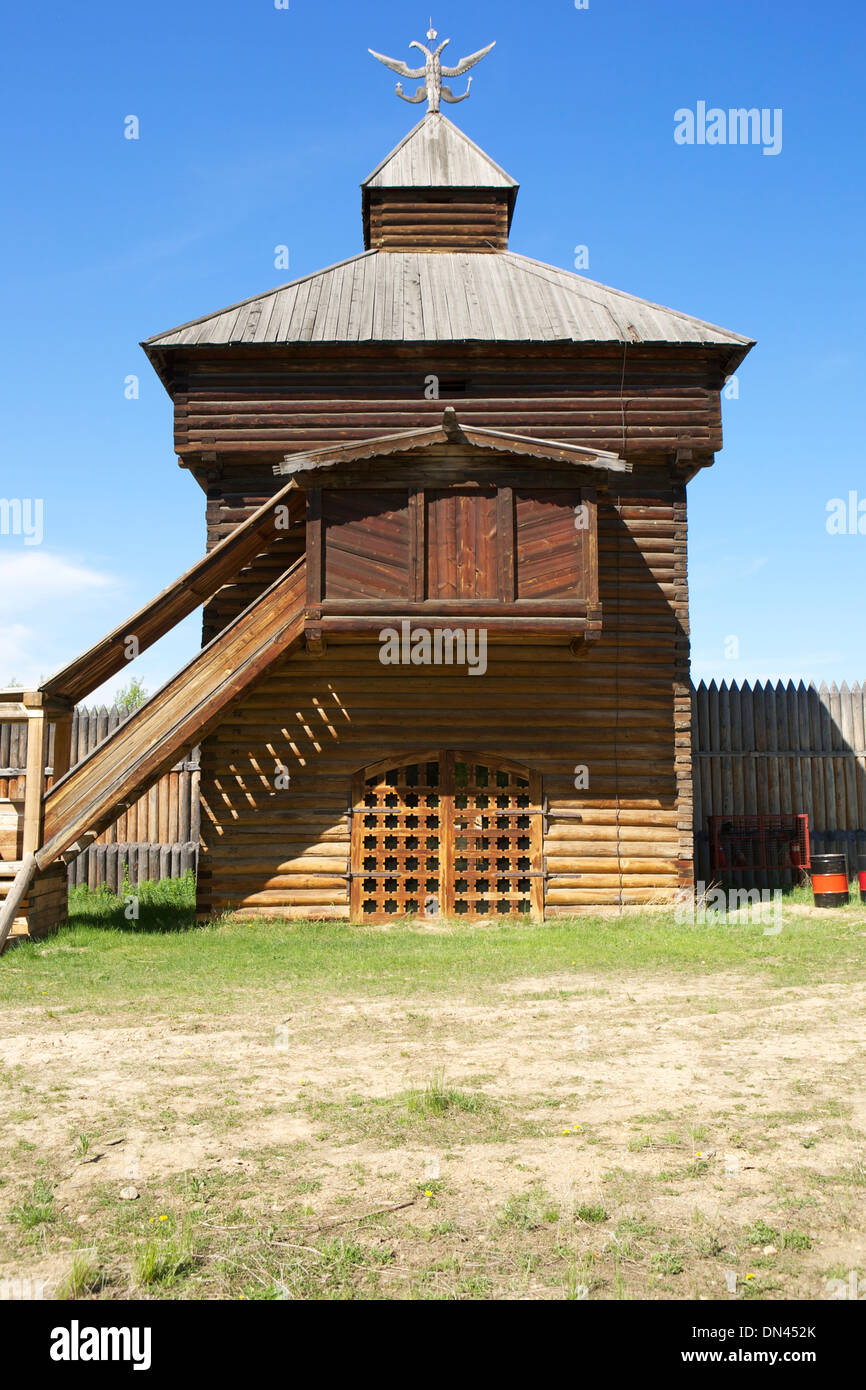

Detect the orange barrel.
xmin=859 ymin=853 xmax=866 ymax=903
xmin=811 ymin=853 xmax=849 ymax=908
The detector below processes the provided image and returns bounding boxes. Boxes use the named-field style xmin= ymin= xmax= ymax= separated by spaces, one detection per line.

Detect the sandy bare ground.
xmin=1 ymin=955 xmax=864 ymax=1299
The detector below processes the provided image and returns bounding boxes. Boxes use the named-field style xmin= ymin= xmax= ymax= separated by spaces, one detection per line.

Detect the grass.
xmin=3 ymin=878 xmax=865 ymax=1016
xmin=56 ymin=1251 xmax=102 ymax=1299
xmin=303 ymin=1078 xmax=527 ymax=1147
xmin=407 ymin=1072 xmax=491 ymax=1118
xmin=498 ymin=1188 xmax=560 ymax=1231
xmin=7 ymin=1178 xmax=56 ymax=1229
xmin=746 ymin=1219 xmax=813 ymax=1251
xmin=134 ymin=1231 xmax=195 ymax=1288
xmin=576 ymin=1203 xmax=609 ymax=1224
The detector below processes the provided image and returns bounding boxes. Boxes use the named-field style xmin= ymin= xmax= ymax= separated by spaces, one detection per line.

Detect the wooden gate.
xmin=350 ymin=751 xmax=543 ymax=921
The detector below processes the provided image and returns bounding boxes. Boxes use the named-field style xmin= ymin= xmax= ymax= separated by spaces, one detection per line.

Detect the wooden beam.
xmin=51 ymin=714 xmax=74 ymax=784
xmin=409 ymin=490 xmax=426 ymax=602
xmin=497 ymin=486 xmax=515 ymax=602
xmin=22 ymin=712 xmax=49 ymax=857
xmin=304 ymin=626 xmax=327 ymax=657
xmin=306 ymin=489 xmax=323 ymax=610
xmin=0 ymin=701 xmax=29 ymax=722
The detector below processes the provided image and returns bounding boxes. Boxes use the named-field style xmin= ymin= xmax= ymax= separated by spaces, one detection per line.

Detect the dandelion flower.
xmin=158 ymin=1214 xmax=168 ymax=1222
xmin=746 ymin=1272 xmax=755 ymax=1280
xmin=424 ymin=1189 xmax=433 ymax=1197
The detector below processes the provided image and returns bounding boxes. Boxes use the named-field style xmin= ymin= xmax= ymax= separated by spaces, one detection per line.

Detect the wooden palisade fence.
xmin=692 ymin=680 xmax=866 ymax=886
xmin=0 ymin=705 xmax=199 ymax=890
xmin=1 ymin=682 xmax=864 ymax=896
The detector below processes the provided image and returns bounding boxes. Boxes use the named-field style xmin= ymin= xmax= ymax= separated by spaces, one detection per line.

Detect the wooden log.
xmin=0 ymin=855 xmax=37 ymax=952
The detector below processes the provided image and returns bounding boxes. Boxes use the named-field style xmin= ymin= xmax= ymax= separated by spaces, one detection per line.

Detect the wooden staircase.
xmin=1 ymin=503 xmax=307 ymax=947
xmin=37 ymin=557 xmax=308 ymax=870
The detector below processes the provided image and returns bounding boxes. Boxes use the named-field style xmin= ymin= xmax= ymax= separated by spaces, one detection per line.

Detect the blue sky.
xmin=0 ymin=0 xmax=863 ymax=701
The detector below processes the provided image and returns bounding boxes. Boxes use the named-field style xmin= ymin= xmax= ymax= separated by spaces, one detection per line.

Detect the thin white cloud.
xmin=0 ymin=623 xmax=34 ymax=679
xmin=0 ymin=551 xmax=114 ymax=617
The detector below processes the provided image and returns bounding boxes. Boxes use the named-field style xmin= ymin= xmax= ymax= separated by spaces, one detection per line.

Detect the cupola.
xmin=361 ymin=113 xmax=518 ymax=252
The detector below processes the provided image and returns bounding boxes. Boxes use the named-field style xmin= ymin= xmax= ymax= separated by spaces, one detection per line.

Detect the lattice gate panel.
xmin=351 ymin=752 xmax=543 ymax=922
xmin=352 ymin=760 xmax=442 ymax=919
xmin=452 ymin=760 xmax=534 ymax=916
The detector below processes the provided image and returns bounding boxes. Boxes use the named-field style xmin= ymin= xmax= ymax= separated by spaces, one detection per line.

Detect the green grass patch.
xmin=7 ymin=1178 xmax=56 ymax=1229
xmin=303 ymin=1079 xmax=530 ymax=1147
xmin=3 ymin=889 xmax=864 ymax=1016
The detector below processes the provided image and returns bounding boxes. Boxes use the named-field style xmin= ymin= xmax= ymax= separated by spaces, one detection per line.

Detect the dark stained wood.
xmin=305 ymin=489 xmax=323 ymax=613
xmin=157 ymin=344 xmax=730 ymax=475
xmin=497 ymin=487 xmax=515 ymax=602
xmin=300 ymin=457 xmax=601 ymax=642
xmin=516 ymin=490 xmax=588 ymax=600
xmin=365 ymin=189 xmax=511 ymax=252
xmin=427 ymin=489 xmax=498 ymax=600
xmin=409 ymin=490 xmax=425 ymax=603
xmin=323 ymin=490 xmax=410 ymax=600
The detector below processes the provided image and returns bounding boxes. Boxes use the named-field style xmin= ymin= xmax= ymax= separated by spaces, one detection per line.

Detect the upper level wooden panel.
xmin=323 ymin=491 xmax=410 ymax=600
xmin=306 ymin=466 xmax=601 ymax=641
xmin=426 ymin=489 xmax=498 ymax=599
xmin=516 ymin=490 xmax=591 ymax=601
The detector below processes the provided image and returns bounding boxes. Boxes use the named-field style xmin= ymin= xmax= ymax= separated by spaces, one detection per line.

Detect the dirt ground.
xmin=2 ymin=927 xmax=865 ymax=1300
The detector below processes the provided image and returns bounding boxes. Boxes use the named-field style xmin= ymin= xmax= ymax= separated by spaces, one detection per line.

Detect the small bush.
xmin=747 ymin=1219 xmax=779 ymax=1245
xmin=576 ymin=1203 xmax=609 ymax=1224
xmin=406 ymin=1072 xmax=492 ymax=1118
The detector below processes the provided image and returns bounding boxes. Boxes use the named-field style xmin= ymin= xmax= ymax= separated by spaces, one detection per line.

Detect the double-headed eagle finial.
xmin=369 ymin=21 xmax=496 ymax=114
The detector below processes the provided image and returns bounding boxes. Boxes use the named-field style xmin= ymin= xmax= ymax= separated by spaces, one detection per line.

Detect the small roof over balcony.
xmin=273 ymin=408 xmax=630 ymax=485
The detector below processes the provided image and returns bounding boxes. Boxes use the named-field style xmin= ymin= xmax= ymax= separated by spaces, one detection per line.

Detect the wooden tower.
xmin=0 ymin=44 xmax=753 ymax=941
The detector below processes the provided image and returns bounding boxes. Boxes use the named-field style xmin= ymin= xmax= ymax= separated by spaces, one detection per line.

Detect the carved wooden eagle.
xmin=369 ymin=26 xmax=496 ymax=113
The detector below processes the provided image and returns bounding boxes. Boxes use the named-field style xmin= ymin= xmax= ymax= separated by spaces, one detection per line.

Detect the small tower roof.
xmin=362 ymin=113 xmax=518 ymax=191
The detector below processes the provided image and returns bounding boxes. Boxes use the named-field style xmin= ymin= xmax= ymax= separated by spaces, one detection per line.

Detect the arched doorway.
xmin=350 ymin=752 xmax=543 ymax=921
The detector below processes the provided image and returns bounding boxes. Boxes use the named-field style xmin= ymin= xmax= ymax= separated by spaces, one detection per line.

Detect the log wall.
xmin=366 ymin=189 xmax=510 ymax=251
xmin=170 ymin=345 xmax=726 ymax=469
xmin=5 ymin=682 xmax=863 ymax=901
xmin=198 ymin=470 xmax=691 ymax=916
